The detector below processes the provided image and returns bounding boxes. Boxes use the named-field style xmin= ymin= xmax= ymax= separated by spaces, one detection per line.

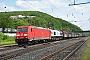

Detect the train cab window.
xmin=54 ymin=32 xmax=56 ymax=35
xmin=17 ymin=28 xmax=28 ymax=32
xmin=57 ymin=32 xmax=58 ymax=35
xmin=31 ymin=28 xmax=32 ymax=32
xmin=60 ymin=33 xmax=63 ymax=35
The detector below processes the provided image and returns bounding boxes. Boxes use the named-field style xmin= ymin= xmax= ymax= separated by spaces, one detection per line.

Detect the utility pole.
xmin=52 ymin=9 xmax=53 ymax=16
xmin=69 ymin=0 xmax=90 ymax=6
xmin=48 ymin=22 xmax=50 ymax=29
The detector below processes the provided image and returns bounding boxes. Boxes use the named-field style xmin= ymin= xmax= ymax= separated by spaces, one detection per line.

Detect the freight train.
xmin=15 ymin=25 xmax=87 ymax=47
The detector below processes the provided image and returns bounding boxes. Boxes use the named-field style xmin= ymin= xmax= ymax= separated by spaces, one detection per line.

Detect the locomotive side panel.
xmin=32 ymin=28 xmax=51 ymax=40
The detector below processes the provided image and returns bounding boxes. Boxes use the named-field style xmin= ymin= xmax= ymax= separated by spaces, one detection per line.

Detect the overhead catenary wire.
xmin=79 ymin=18 xmax=90 ymax=27
xmin=51 ymin=0 xmax=71 ymax=17
xmin=69 ymin=0 xmax=90 ymax=22
xmin=68 ymin=0 xmax=81 ymax=19
xmin=42 ymin=0 xmax=90 ymax=25
xmin=41 ymin=0 xmax=69 ymax=17
xmin=66 ymin=0 xmax=90 ymax=30
xmin=1 ymin=0 xmax=90 ymax=30
xmin=68 ymin=0 xmax=90 ymax=23
xmin=68 ymin=0 xmax=90 ymax=17
xmin=69 ymin=1 xmax=90 ymax=6
xmin=21 ymin=0 xmax=68 ymax=18
xmin=17 ymin=0 xmax=90 ymax=30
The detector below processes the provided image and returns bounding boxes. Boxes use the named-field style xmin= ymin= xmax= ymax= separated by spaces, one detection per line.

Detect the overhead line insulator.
xmin=69 ymin=2 xmax=90 ymax=6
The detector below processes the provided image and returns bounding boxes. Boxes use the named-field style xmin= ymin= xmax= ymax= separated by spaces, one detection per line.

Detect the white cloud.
xmin=16 ymin=0 xmax=90 ymax=30
xmin=16 ymin=0 xmax=52 ymax=11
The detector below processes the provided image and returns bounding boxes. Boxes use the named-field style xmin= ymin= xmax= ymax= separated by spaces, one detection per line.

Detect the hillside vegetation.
xmin=0 ymin=11 xmax=82 ymax=32
xmin=0 ymin=32 xmax=15 ymax=44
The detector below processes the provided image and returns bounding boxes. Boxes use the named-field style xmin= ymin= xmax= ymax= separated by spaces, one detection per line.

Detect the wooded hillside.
xmin=0 ymin=11 xmax=82 ymax=32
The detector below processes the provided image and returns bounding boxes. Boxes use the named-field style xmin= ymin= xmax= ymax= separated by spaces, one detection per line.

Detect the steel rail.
xmin=40 ymin=41 xmax=82 ymax=60
xmin=63 ymin=40 xmax=87 ymax=60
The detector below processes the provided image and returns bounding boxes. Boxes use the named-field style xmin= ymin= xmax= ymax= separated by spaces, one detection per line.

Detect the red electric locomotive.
xmin=15 ymin=26 xmax=51 ymax=46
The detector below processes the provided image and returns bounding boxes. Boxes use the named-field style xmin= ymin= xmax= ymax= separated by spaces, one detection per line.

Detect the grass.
xmin=0 ymin=37 xmax=15 ymax=45
xmin=0 ymin=39 xmax=15 ymax=44
xmin=0 ymin=32 xmax=15 ymax=45
xmin=79 ymin=38 xmax=90 ymax=60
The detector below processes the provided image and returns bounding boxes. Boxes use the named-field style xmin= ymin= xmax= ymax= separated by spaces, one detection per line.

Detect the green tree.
xmin=14 ymin=19 xmax=28 ymax=28
xmin=0 ymin=13 xmax=14 ymax=32
xmin=0 ymin=11 xmax=82 ymax=31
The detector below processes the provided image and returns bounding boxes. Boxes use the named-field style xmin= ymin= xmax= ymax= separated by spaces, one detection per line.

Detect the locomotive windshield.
xmin=17 ymin=28 xmax=28 ymax=32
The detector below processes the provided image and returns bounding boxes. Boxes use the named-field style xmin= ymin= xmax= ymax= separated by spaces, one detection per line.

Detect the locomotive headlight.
xmin=16 ymin=37 xmax=18 ymax=39
xmin=25 ymin=37 xmax=27 ymax=38
xmin=16 ymin=34 xmax=20 ymax=36
xmin=24 ymin=34 xmax=27 ymax=36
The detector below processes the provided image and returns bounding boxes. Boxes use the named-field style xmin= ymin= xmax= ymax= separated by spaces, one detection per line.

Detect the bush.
xmin=3 ymin=35 xmax=8 ymax=40
xmin=0 ymin=32 xmax=15 ymax=44
xmin=1 ymin=36 xmax=15 ymax=44
xmin=0 ymin=32 xmax=4 ymax=40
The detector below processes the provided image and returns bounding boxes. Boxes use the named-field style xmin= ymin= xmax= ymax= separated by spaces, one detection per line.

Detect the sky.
xmin=0 ymin=0 xmax=90 ymax=31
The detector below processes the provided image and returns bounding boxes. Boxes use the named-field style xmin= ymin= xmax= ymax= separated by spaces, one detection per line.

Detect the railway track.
xmin=0 ymin=44 xmax=19 ymax=52
xmin=11 ymin=37 xmax=87 ymax=60
xmin=40 ymin=38 xmax=87 ymax=60
xmin=0 ymin=37 xmax=87 ymax=60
